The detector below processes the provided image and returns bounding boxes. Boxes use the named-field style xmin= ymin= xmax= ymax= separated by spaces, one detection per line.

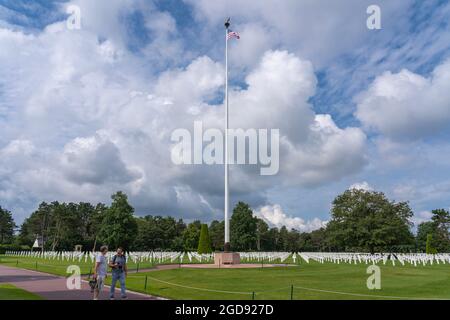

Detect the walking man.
xmin=109 ymin=247 xmax=128 ymax=300
xmin=93 ymin=245 xmax=108 ymax=300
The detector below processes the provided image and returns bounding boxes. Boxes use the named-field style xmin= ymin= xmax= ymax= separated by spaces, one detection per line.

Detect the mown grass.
xmin=2 ymin=255 xmax=449 ymax=300
xmin=0 ymin=283 xmax=43 ymax=300
xmin=109 ymin=262 xmax=450 ymax=300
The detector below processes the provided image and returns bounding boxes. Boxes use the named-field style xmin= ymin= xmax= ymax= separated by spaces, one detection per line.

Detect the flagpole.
xmin=224 ymin=18 xmax=230 ymax=249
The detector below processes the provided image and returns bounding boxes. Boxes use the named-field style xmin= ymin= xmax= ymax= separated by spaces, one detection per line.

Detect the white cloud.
xmin=155 ymin=56 xmax=224 ymax=104
xmin=228 ymin=23 xmax=278 ymax=70
xmin=254 ymin=204 xmax=326 ymax=232
xmin=1 ymin=140 xmax=35 ymax=157
xmin=355 ymin=60 xmax=450 ymax=141
xmin=230 ymin=50 xmax=316 ymax=140
xmin=281 ymin=114 xmax=367 ymax=186
xmin=61 ymin=0 xmax=138 ymax=50
xmin=61 ymin=133 xmax=143 ymax=185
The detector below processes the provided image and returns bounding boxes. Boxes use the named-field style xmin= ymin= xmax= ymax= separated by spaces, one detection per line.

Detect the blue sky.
xmin=1 ymin=0 xmax=450 ymax=231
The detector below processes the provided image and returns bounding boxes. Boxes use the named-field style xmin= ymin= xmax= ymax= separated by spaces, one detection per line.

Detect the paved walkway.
xmin=0 ymin=264 xmax=160 ymax=300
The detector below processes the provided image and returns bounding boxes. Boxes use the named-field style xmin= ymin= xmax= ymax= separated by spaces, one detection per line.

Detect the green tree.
xmin=48 ymin=202 xmax=89 ymax=251
xmin=99 ymin=191 xmax=137 ymax=250
xmin=431 ymin=209 xmax=450 ymax=252
xmin=256 ymin=219 xmax=269 ymax=251
xmin=286 ymin=229 xmax=301 ymax=252
xmin=173 ymin=219 xmax=187 ymax=250
xmin=417 ymin=221 xmax=436 ymax=252
xmin=416 ymin=210 xmax=450 ymax=253
xmin=230 ymin=202 xmax=257 ymax=251
xmin=266 ymin=227 xmax=280 ymax=251
xmin=135 ymin=216 xmax=165 ymax=250
xmin=426 ymin=234 xmax=437 ymax=254
xmin=183 ymin=220 xmax=202 ymax=251
xmin=0 ymin=207 xmax=16 ymax=244
xmin=209 ymin=220 xmax=224 ymax=251
xmin=278 ymin=226 xmax=289 ymax=251
xmin=89 ymin=203 xmax=108 ymax=251
xmin=18 ymin=201 xmax=107 ymax=251
xmin=134 ymin=216 xmax=149 ymax=250
xmin=310 ymin=228 xmax=328 ymax=251
xmin=18 ymin=202 xmax=53 ymax=251
xmin=298 ymin=232 xmax=314 ymax=251
xmin=197 ymin=224 xmax=212 ymax=254
xmin=134 ymin=215 xmax=186 ymax=251
xmin=326 ymin=189 xmax=414 ymax=253
xmin=171 ymin=235 xmax=185 ymax=251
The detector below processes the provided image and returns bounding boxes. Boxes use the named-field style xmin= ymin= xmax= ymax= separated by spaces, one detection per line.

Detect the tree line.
xmin=0 ymin=189 xmax=449 ymax=253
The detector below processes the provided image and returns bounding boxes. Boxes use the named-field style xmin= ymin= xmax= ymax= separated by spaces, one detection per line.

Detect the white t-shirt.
xmin=96 ymin=254 xmax=107 ymax=277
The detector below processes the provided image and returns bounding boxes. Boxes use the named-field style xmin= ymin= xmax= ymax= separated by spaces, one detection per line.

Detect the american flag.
xmin=227 ymin=30 xmax=240 ymax=40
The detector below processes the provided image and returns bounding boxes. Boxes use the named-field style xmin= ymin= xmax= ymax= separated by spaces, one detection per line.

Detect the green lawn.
xmin=1 ymin=255 xmax=449 ymax=300
xmin=0 ymin=283 xmax=43 ymax=300
xmin=109 ymin=262 xmax=450 ymax=300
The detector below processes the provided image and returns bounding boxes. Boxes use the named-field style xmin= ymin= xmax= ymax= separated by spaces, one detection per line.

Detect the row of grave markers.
xmin=299 ymin=252 xmax=450 ymax=266
xmin=5 ymin=251 xmax=449 ymax=266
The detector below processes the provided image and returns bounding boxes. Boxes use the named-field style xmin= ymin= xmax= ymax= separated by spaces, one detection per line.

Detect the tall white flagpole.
xmin=224 ymin=18 xmax=230 ymax=248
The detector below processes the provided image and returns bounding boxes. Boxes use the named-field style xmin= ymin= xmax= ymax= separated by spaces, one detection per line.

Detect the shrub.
xmin=197 ymin=224 xmax=212 ymax=254
xmin=0 ymin=244 xmax=31 ymax=255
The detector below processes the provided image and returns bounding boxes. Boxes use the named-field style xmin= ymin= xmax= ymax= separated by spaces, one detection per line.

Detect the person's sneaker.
xmin=109 ymin=297 xmax=115 ymax=300
xmin=121 ymin=296 xmax=128 ymax=299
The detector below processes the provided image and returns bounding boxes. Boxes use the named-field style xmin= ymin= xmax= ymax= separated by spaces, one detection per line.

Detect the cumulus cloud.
xmin=281 ymin=114 xmax=367 ymax=186
xmin=355 ymin=60 xmax=450 ymax=141
xmin=155 ymin=55 xmax=224 ymax=104
xmin=230 ymin=50 xmax=316 ymax=142
xmin=228 ymin=22 xmax=278 ymax=71
xmin=254 ymin=204 xmax=326 ymax=232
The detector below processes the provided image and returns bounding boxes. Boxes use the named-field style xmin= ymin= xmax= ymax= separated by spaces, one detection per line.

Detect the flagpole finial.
xmin=225 ymin=17 xmax=231 ymax=29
